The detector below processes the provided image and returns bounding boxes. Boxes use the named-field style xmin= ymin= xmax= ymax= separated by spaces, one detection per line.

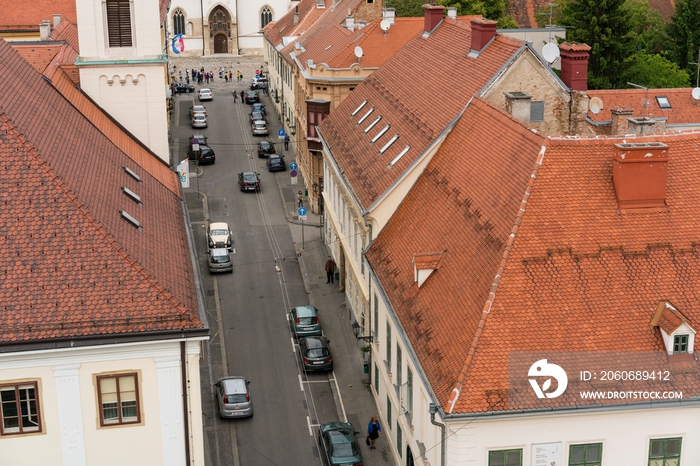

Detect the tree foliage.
xmin=622 ymin=53 xmax=691 ymax=87
xmin=667 ymin=0 xmax=700 ymax=79
xmin=385 ymin=0 xmax=516 ymax=26
xmin=626 ymin=0 xmax=666 ymax=54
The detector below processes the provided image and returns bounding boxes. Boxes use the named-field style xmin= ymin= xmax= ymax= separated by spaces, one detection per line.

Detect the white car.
xmin=191 ymin=114 xmax=207 ymax=128
xmin=208 ymin=222 xmax=233 ymax=250
xmin=199 ymin=88 xmax=213 ymax=101
xmin=189 ymin=105 xmax=207 ymax=117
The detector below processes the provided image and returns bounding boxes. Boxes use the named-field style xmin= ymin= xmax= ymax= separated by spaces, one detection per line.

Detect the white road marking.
xmin=329 ymin=374 xmax=348 ymax=423
xmin=298 ymin=374 xmax=304 ymax=392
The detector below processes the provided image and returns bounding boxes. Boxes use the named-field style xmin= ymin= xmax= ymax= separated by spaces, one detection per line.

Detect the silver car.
xmin=192 ymin=114 xmax=207 ymax=128
xmin=208 ymin=248 xmax=233 ymax=273
xmin=216 ymin=377 xmax=253 ymax=418
xmin=251 ymin=120 xmax=268 ymax=136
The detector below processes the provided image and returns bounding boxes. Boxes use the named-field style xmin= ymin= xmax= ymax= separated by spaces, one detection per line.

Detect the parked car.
xmin=215 ymin=377 xmax=253 ymax=418
xmin=249 ymin=111 xmax=266 ymax=124
xmin=208 ymin=222 xmax=233 ymax=250
xmin=257 ymin=140 xmax=276 ymax=157
xmin=299 ymin=336 xmax=333 ymax=371
xmin=189 ymin=105 xmax=207 ymax=117
xmin=191 ymin=114 xmax=207 ymax=128
xmin=267 ymin=154 xmax=286 ymax=172
xmin=199 ymin=88 xmax=213 ymax=101
xmin=244 ymin=91 xmax=259 ymax=104
xmin=174 ymin=82 xmax=195 ymax=94
xmin=188 ymin=134 xmax=207 ymax=149
xmin=252 ymin=103 xmax=266 ymax=116
xmin=289 ymin=305 xmax=321 ymax=337
xmin=208 ymin=248 xmax=233 ymax=273
xmin=251 ymin=120 xmax=268 ymax=136
xmin=318 ymin=422 xmax=363 ymax=466
xmin=249 ymin=78 xmax=268 ymax=90
xmin=238 ymin=172 xmax=261 ymax=192
xmin=187 ymin=136 xmax=215 ymax=164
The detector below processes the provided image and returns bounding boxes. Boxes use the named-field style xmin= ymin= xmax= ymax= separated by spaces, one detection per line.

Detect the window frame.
xmin=488 ymin=449 xmax=523 ymax=466
xmin=0 ymin=381 xmax=42 ymax=436
xmin=385 ymin=321 xmax=392 ymax=373
xmin=673 ymin=334 xmax=689 ymax=353
xmin=96 ymin=372 xmax=141 ymax=427
xmin=569 ymin=443 xmax=602 ymax=466
xmin=387 ymin=396 xmax=392 ymax=428
xmin=649 ymin=437 xmax=682 ymax=466
xmin=260 ymin=6 xmax=273 ymax=29
xmin=173 ymin=9 xmax=185 ymax=36
xmin=105 ymin=0 xmax=134 ymax=48
xmin=530 ymin=101 xmax=545 ymax=122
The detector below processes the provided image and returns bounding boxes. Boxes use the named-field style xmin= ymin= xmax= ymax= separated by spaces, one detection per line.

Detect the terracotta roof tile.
xmin=587 ymin=88 xmax=700 ymax=126
xmin=263 ymin=0 xmax=325 ymax=48
xmin=650 ymin=301 xmax=695 ymax=334
xmin=413 ymin=252 xmax=445 ymax=270
xmin=0 ymin=0 xmax=77 ymax=29
xmin=0 ymin=38 xmax=202 ymax=344
xmin=48 ymin=19 xmax=80 ymax=52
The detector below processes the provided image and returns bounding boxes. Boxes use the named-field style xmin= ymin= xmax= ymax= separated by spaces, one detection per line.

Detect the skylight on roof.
xmin=388 ymin=146 xmax=410 ymax=168
xmin=123 ymin=166 xmax=141 ymax=182
xmin=324 ymin=45 xmax=332 ymax=51
xmin=352 ymin=100 xmax=368 ymax=116
xmin=120 ymin=210 xmax=141 ymax=229
xmin=379 ymin=135 xmax=399 ymax=154
xmin=364 ymin=116 xmax=381 ymax=133
xmin=358 ymin=107 xmax=374 ymax=124
xmin=122 ymin=187 xmax=142 ymax=204
xmin=371 ymin=125 xmax=390 ymax=143
xmin=656 ymin=96 xmax=671 ymax=109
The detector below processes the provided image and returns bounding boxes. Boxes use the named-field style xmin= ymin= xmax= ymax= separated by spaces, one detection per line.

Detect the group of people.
xmin=177 ymin=67 xmax=247 ymax=85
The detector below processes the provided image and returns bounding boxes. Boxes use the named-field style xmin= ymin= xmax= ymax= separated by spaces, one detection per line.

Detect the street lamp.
xmin=312 ymin=182 xmax=318 ymax=194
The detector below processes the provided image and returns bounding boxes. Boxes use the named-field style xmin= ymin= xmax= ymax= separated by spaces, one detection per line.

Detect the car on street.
xmin=189 ymin=105 xmax=207 ymax=117
xmin=257 ymin=140 xmax=276 ymax=157
xmin=289 ymin=305 xmax=322 ymax=337
xmin=174 ymin=82 xmax=195 ymax=94
xmin=191 ymin=113 xmax=207 ymax=128
xmin=208 ymin=248 xmax=233 ymax=273
xmin=249 ymin=77 xmax=268 ymax=90
xmin=266 ymin=154 xmax=286 ymax=172
xmin=216 ymin=377 xmax=253 ymax=418
xmin=245 ymin=91 xmax=259 ymax=104
xmin=198 ymin=88 xmax=213 ymax=101
xmin=208 ymin=222 xmax=233 ymax=250
xmin=317 ymin=422 xmax=363 ymax=466
xmin=188 ymin=135 xmax=215 ymax=164
xmin=238 ymin=172 xmax=261 ymax=192
xmin=251 ymin=120 xmax=268 ymax=136
xmin=299 ymin=336 xmax=333 ymax=371
xmin=252 ymin=103 xmax=266 ymax=116
xmin=249 ymin=111 xmax=266 ymax=124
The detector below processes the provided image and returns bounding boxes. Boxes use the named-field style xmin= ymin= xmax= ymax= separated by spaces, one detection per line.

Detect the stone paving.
xmin=168 ymin=54 xmax=268 ymax=92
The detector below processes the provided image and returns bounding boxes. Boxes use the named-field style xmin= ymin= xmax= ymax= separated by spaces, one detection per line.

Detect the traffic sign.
xmin=298 ymin=207 xmax=307 ymax=216
xmin=289 ymin=162 xmax=298 ymax=171
xmin=278 ymin=129 xmax=286 ymax=140
xmin=290 ymin=169 xmax=298 ymax=177
xmin=256 ymin=69 xmax=260 ymax=76
xmin=191 ymin=137 xmax=199 ymax=144
xmin=192 ymin=143 xmax=200 ymax=152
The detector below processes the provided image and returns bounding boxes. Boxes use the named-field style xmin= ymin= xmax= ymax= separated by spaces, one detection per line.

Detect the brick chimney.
xmin=423 ymin=4 xmax=445 ymax=34
xmin=470 ymin=18 xmax=498 ymax=54
xmin=628 ymin=117 xmax=665 ymax=134
xmin=39 ymin=20 xmax=51 ymax=40
xmin=294 ymin=6 xmax=299 ymax=25
xmin=504 ymin=91 xmax=532 ymax=124
xmin=611 ymin=107 xmax=634 ymax=135
xmin=560 ymin=42 xmax=591 ymax=91
xmin=612 ymin=142 xmax=669 ymax=209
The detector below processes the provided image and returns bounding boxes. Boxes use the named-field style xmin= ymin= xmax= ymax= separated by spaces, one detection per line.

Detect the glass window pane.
xmin=1 ymin=389 xmax=17 ymax=403
xmin=648 ymin=460 xmax=664 ymax=466
xmin=489 ymin=451 xmax=505 ymax=466
xmin=570 ymin=445 xmax=585 ymax=463
xmin=121 ymin=400 xmax=137 ymax=420
xmin=666 ymin=439 xmax=681 ymax=456
xmin=506 ymin=450 xmax=521 ymax=466
xmin=102 ymin=402 xmax=119 ymax=422
xmin=586 ymin=444 xmax=601 ymax=462
xmin=650 ymin=440 xmax=664 ymax=457
xmin=666 ymin=459 xmax=680 ymax=466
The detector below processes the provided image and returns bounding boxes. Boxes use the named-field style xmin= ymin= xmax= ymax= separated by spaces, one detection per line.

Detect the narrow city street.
xmin=169 ymin=55 xmax=392 ymax=466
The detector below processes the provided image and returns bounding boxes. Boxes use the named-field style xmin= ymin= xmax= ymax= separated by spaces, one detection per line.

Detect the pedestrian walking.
xmin=325 ymin=256 xmax=335 ymax=284
xmin=297 ymin=190 xmax=304 ymax=208
xmin=284 ymin=133 xmax=290 ymax=150
xmin=233 ymin=91 xmax=237 ymax=102
xmin=240 ymin=90 xmax=245 ymax=103
xmin=367 ymin=416 xmax=381 ymax=449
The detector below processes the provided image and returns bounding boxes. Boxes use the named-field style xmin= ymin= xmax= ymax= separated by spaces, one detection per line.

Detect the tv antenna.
xmin=542 ymin=42 xmax=560 ymax=64
xmin=627 ymin=81 xmax=651 ymax=133
xmin=688 ymin=49 xmax=700 ymax=88
xmin=380 ymin=20 xmax=390 ymax=34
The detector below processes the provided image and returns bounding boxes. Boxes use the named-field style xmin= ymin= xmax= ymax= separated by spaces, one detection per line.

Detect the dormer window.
xmin=673 ymin=335 xmax=689 ymax=354
xmin=412 ymin=251 xmax=445 ymax=288
xmin=650 ymin=301 xmax=696 ymax=356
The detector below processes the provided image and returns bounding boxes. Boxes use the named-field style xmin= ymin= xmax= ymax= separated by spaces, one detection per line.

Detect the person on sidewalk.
xmin=297 ymin=191 xmax=304 ymax=208
xmin=241 ymin=90 xmax=245 ymax=103
xmin=325 ymin=256 xmax=335 ymax=284
xmin=233 ymin=91 xmax=237 ymax=102
xmin=284 ymin=133 xmax=290 ymax=150
xmin=367 ymin=416 xmax=381 ymax=449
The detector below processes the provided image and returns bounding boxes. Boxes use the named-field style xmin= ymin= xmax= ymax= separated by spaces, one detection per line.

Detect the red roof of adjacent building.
xmin=12 ymin=41 xmax=80 ymax=85
xmin=49 ymin=19 xmax=80 ymax=52
xmin=0 ymin=0 xmax=77 ymax=30
xmin=318 ymin=17 xmax=525 ymax=210
xmin=262 ymin=0 xmax=327 ymax=50
xmin=587 ymin=88 xmax=700 ymax=126
xmin=0 ymin=38 xmax=203 ymax=345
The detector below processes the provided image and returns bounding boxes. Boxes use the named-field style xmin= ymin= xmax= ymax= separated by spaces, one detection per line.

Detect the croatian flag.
xmin=172 ymin=34 xmax=185 ymax=54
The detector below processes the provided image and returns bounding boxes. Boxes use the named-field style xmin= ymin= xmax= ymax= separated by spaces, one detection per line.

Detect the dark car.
xmin=267 ymin=154 xmax=286 ymax=172
xmin=187 ymin=135 xmax=215 ymax=164
xmin=245 ymin=91 xmax=260 ymax=104
xmin=318 ymin=422 xmax=363 ymax=466
xmin=174 ymin=82 xmax=195 ymax=94
xmin=299 ymin=336 xmax=333 ymax=371
xmin=252 ymin=103 xmax=266 ymax=116
xmin=249 ymin=111 xmax=266 ymax=124
xmin=289 ymin=305 xmax=321 ymax=337
xmin=257 ymin=140 xmax=276 ymax=157
xmin=238 ymin=172 xmax=261 ymax=192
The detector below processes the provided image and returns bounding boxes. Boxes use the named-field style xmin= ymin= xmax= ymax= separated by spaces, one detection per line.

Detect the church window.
xmin=173 ymin=9 xmax=185 ymax=36
xmin=261 ymin=7 xmax=273 ymax=29
xmin=106 ymin=0 xmax=133 ymax=47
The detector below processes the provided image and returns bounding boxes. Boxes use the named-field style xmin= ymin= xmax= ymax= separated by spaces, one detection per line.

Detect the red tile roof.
xmin=48 ymin=19 xmax=80 ymax=52
xmin=262 ymin=0 xmax=326 ymax=49
xmin=651 ymin=301 xmax=694 ymax=334
xmin=0 ymin=0 xmax=77 ymax=28
xmin=587 ymin=88 xmax=700 ymax=126
xmin=367 ymin=98 xmax=700 ymax=414
xmin=11 ymin=41 xmax=79 ymax=85
xmin=0 ymin=38 xmax=203 ymax=345
xmin=319 ymin=19 xmax=525 ymax=210
xmin=413 ymin=252 xmax=445 ymax=270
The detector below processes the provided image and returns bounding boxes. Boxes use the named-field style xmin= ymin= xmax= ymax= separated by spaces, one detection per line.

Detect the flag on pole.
xmin=172 ymin=34 xmax=185 ymax=54
xmin=177 ymin=158 xmax=190 ymax=188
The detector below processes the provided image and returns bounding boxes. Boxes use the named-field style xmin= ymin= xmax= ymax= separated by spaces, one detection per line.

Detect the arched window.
xmin=173 ymin=9 xmax=185 ymax=36
xmin=260 ymin=7 xmax=273 ymax=29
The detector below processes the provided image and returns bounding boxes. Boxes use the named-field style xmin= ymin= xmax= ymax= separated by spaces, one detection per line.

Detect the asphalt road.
xmin=173 ymin=86 xmax=343 ymax=466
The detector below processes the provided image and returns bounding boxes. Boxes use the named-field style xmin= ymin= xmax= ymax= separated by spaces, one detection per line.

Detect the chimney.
xmin=470 ymin=18 xmax=498 ymax=54
xmin=346 ymin=14 xmax=355 ymax=32
xmin=627 ymin=117 xmax=665 ymax=134
xmin=53 ymin=14 xmax=61 ymax=28
xmin=504 ymin=92 xmax=532 ymax=124
xmin=560 ymin=42 xmax=591 ymax=91
xmin=611 ymin=107 xmax=634 ymax=135
xmin=294 ymin=6 xmax=299 ymax=25
xmin=383 ymin=8 xmax=396 ymax=24
xmin=612 ymin=142 xmax=669 ymax=209
xmin=423 ymin=4 xmax=445 ymax=35
xmin=447 ymin=7 xmax=457 ymax=19
xmin=39 ymin=20 xmax=51 ymax=40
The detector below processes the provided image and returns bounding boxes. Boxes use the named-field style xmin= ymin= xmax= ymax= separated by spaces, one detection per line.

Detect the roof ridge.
xmin=0 ymin=113 xmax=190 ymax=317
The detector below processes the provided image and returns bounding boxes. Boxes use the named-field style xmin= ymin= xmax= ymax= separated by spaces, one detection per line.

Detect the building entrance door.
xmin=214 ymin=34 xmax=227 ymax=53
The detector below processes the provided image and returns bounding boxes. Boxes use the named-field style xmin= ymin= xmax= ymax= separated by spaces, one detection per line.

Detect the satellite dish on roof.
xmin=354 ymin=46 xmax=363 ymax=59
xmin=542 ymin=42 xmax=560 ymax=64
xmin=589 ymin=97 xmax=604 ymax=115
xmin=380 ymin=20 xmax=390 ymax=32
xmin=692 ymin=87 xmax=700 ymax=100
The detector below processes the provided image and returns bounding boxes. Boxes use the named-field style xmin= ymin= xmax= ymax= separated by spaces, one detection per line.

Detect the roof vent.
xmin=122 ymin=187 xmax=142 ymax=204
xmin=364 ymin=116 xmax=381 ymax=133
xmin=352 ymin=100 xmax=368 ymax=116
xmin=120 ymin=210 xmax=141 ymax=229
xmin=612 ymin=142 xmax=669 ymax=209
xmin=358 ymin=107 xmax=374 ymax=124
xmin=413 ymin=252 xmax=445 ymax=288
xmin=388 ymin=145 xmax=410 ymax=168
xmin=123 ymin=166 xmax=141 ymax=182
xmin=379 ymin=135 xmax=399 ymax=154
xmin=371 ymin=125 xmax=390 ymax=143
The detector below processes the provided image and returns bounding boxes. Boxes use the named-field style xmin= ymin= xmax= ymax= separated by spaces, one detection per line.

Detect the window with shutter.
xmin=530 ymin=101 xmax=545 ymax=122
xmin=106 ymin=0 xmax=133 ymax=47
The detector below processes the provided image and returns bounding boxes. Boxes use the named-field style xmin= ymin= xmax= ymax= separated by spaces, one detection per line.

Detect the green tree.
xmin=667 ymin=0 xmax=700 ymax=79
xmin=560 ymin=0 xmax=633 ymax=88
xmin=386 ymin=0 xmax=516 ymax=26
xmin=626 ymin=0 xmax=666 ymax=54
xmin=622 ymin=53 xmax=691 ymax=87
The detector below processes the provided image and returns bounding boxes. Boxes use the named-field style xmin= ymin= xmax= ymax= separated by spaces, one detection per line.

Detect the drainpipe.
xmin=200 ymin=0 xmax=205 ymax=55
xmin=235 ymin=0 xmax=240 ymax=54
xmin=181 ymin=340 xmax=191 ymax=465
xmin=429 ymin=403 xmax=445 ymax=466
